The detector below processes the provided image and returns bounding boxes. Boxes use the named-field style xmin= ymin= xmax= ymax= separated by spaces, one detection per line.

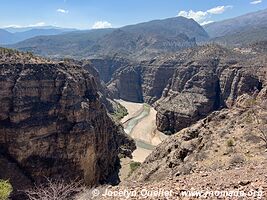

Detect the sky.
xmin=0 ymin=0 xmax=266 ymax=29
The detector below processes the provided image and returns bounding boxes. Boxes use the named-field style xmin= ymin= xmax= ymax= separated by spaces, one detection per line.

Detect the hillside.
xmin=210 ymin=26 xmax=267 ymax=46
xmin=204 ymin=8 xmax=267 ymax=38
xmin=108 ymin=43 xmax=266 ymax=134
xmin=204 ymin=9 xmax=267 ymax=46
xmin=0 ymin=29 xmax=16 ymax=44
xmin=9 ymin=17 xmax=209 ymax=60
xmin=87 ymin=91 xmax=267 ymax=200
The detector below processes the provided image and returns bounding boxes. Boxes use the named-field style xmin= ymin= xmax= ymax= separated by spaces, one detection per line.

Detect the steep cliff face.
xmin=108 ymin=66 xmax=144 ymax=102
xmin=108 ymin=45 xmax=263 ymax=134
xmin=108 ymin=60 xmax=177 ymax=104
xmin=155 ymin=45 xmax=263 ymax=133
xmin=89 ymin=57 xmax=130 ymax=83
xmin=0 ymin=48 xmax=135 ymax=192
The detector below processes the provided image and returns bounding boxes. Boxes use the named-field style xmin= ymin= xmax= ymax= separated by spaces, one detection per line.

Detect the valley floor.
xmin=115 ymin=100 xmax=167 ymax=180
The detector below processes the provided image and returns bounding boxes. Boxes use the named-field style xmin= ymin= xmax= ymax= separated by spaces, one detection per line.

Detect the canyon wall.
xmin=0 ymin=49 xmax=135 ymax=192
xmin=108 ymin=45 xmax=264 ymax=134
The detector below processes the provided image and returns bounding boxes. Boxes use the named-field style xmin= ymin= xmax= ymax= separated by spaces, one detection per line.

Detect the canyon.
xmin=107 ymin=45 xmax=264 ymax=134
xmin=0 ymin=8 xmax=267 ymax=200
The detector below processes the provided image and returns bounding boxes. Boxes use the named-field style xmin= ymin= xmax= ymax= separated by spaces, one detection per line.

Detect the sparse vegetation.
xmin=112 ymin=103 xmax=128 ymax=121
xmin=128 ymin=162 xmax=141 ymax=177
xmin=246 ymin=98 xmax=267 ymax=148
xmin=226 ymin=139 xmax=235 ymax=147
xmin=0 ymin=180 xmax=13 ymax=200
xmin=0 ymin=47 xmax=47 ymax=64
xmin=25 ymin=179 xmax=84 ymax=200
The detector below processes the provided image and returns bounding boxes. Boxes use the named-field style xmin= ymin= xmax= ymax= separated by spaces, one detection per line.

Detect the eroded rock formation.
xmin=108 ymin=45 xmax=264 ymax=134
xmin=0 ymin=48 xmax=135 ymax=192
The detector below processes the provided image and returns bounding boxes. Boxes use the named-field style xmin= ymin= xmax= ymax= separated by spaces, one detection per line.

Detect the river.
xmin=116 ymin=100 xmax=167 ymax=162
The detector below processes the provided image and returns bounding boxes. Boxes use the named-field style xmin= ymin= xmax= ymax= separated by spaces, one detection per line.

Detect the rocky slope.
xmin=0 ymin=48 xmax=135 ymax=194
xmin=109 ymin=44 xmax=265 ymax=134
xmin=78 ymin=89 xmax=267 ymax=200
xmin=204 ymin=9 xmax=267 ymax=38
xmin=131 ymin=90 xmax=267 ymax=182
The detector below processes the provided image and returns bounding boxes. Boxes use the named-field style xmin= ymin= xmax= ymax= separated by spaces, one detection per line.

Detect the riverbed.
xmin=116 ymin=100 xmax=167 ymax=162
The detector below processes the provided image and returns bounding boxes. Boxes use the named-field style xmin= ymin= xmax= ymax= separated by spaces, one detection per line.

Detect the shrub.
xmin=128 ymin=162 xmax=141 ymax=177
xmin=0 ymin=180 xmax=13 ymax=200
xmin=112 ymin=104 xmax=128 ymax=121
xmin=25 ymin=179 xmax=84 ymax=200
xmin=226 ymin=139 xmax=235 ymax=147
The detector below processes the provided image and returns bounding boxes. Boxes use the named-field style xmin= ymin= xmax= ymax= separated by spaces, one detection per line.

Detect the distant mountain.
xmin=204 ymin=8 xmax=267 ymax=38
xmin=210 ymin=26 xmax=267 ymax=46
xmin=10 ymin=17 xmax=209 ymax=60
xmin=204 ymin=8 xmax=267 ymax=46
xmin=0 ymin=26 xmax=77 ymax=45
xmin=121 ymin=17 xmax=209 ymax=42
xmin=0 ymin=29 xmax=16 ymax=44
xmin=4 ymin=26 xmax=76 ymax=33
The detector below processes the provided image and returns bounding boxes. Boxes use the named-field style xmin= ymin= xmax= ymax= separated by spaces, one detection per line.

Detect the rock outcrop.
xmin=108 ymin=45 xmax=264 ymax=134
xmin=0 ymin=48 xmax=135 ymax=192
xmin=155 ymin=45 xmax=263 ymax=133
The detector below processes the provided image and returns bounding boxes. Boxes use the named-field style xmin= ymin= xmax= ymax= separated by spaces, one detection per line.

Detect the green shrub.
xmin=226 ymin=139 xmax=235 ymax=147
xmin=112 ymin=104 xmax=128 ymax=121
xmin=0 ymin=180 xmax=12 ymax=200
xmin=128 ymin=162 xmax=141 ymax=177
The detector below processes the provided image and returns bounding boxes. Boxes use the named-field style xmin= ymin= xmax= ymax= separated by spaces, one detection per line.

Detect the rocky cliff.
xmin=108 ymin=59 xmax=177 ymax=103
xmin=0 ymin=48 xmax=135 ymax=193
xmin=89 ymin=57 xmax=130 ymax=83
xmin=155 ymin=45 xmax=263 ymax=134
xmin=108 ymin=45 xmax=264 ymax=134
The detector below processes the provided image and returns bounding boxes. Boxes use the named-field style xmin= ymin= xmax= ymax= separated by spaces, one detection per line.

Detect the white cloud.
xmin=200 ymin=21 xmax=214 ymax=26
xmin=207 ymin=6 xmax=232 ymax=14
xmin=178 ymin=10 xmax=207 ymax=22
xmin=57 ymin=8 xmax=69 ymax=14
xmin=250 ymin=0 xmax=262 ymax=4
xmin=178 ymin=5 xmax=232 ymax=25
xmin=29 ymin=22 xmax=46 ymax=27
xmin=92 ymin=21 xmax=112 ymax=29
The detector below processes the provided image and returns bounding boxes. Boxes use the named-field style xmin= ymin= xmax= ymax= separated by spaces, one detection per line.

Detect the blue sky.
xmin=0 ymin=0 xmax=266 ymax=29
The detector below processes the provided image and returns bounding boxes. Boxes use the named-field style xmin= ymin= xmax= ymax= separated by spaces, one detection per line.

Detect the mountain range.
xmin=7 ymin=17 xmax=207 ymax=60
xmin=204 ymin=8 xmax=267 ymax=46
xmin=0 ymin=26 xmax=76 ymax=45
xmin=1 ymin=8 xmax=265 ymax=60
